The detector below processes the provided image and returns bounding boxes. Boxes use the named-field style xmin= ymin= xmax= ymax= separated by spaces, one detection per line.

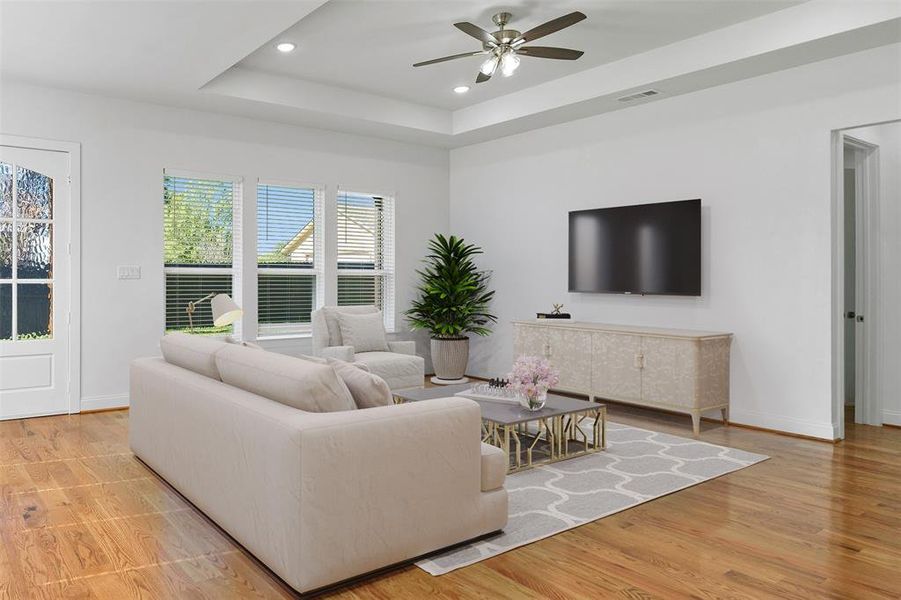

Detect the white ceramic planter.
xmin=430 ymin=337 xmax=469 ymax=382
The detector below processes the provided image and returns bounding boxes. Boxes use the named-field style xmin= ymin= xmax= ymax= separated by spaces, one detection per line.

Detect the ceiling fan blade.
xmin=514 ymin=11 xmax=586 ymax=45
xmin=476 ymin=70 xmax=492 ymax=84
xmin=454 ymin=22 xmax=498 ymax=46
xmin=517 ymin=46 xmax=584 ymax=60
xmin=413 ymin=50 xmax=488 ymax=67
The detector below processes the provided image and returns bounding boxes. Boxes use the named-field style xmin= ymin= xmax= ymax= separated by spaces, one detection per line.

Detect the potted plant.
xmin=406 ymin=234 xmax=497 ymax=383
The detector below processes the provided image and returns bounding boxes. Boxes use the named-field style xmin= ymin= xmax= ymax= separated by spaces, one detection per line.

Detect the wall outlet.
xmin=117 ymin=265 xmax=141 ymax=280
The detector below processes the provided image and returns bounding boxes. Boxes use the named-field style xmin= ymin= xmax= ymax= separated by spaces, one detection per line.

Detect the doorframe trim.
xmin=0 ymin=134 xmax=82 ymax=414
xmin=830 ymin=130 xmax=883 ymax=438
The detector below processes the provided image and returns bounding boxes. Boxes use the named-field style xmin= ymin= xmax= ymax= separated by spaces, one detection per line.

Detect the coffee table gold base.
xmin=483 ymin=406 xmax=607 ymax=473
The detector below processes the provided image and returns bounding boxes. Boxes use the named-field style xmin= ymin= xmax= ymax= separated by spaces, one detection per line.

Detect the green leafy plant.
xmin=405 ymin=234 xmax=497 ymax=339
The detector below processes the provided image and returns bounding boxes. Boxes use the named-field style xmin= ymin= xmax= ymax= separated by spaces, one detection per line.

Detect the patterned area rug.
xmin=416 ymin=421 xmax=768 ymax=575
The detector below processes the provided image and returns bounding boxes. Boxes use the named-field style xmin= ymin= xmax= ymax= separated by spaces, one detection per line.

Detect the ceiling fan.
xmin=413 ymin=11 xmax=586 ymax=84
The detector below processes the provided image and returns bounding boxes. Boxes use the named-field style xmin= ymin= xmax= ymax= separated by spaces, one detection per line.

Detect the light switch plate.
xmin=117 ymin=265 xmax=141 ymax=280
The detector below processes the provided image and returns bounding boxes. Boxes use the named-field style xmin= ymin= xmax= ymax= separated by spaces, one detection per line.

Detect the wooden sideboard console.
xmin=512 ymin=320 xmax=733 ymax=436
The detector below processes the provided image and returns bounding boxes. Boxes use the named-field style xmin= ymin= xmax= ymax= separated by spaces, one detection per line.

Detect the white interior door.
xmin=0 ymin=145 xmax=71 ymax=419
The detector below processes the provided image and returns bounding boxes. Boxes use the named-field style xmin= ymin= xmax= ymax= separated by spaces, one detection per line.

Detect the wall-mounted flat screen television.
xmin=568 ymin=199 xmax=701 ymax=296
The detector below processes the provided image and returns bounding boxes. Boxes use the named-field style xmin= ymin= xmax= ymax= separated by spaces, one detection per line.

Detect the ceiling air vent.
xmin=617 ymin=89 xmax=662 ymax=103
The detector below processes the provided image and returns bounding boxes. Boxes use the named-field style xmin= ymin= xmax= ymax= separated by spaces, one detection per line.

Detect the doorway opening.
xmin=831 ymin=120 xmax=900 ymax=438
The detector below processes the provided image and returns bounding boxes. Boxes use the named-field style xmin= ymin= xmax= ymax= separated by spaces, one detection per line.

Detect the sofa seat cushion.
xmin=327 ymin=358 xmax=393 ymax=409
xmin=216 ymin=344 xmax=356 ymax=412
xmin=160 ymin=333 xmax=229 ymax=380
xmin=353 ymin=351 xmax=425 ymax=390
xmin=480 ymin=443 xmax=506 ymax=492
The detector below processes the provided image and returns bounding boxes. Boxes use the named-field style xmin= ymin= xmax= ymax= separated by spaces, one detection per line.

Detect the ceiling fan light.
xmin=480 ymin=55 xmax=499 ymax=76
xmin=500 ymin=51 xmax=520 ymax=77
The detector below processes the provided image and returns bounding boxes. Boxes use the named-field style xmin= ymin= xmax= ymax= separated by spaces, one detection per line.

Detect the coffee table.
xmin=393 ymin=384 xmax=606 ymax=473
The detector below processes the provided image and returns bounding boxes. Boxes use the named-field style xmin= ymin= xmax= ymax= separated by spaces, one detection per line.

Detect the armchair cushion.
xmin=320 ymin=305 xmax=379 ymax=347
xmin=354 ymin=351 xmax=425 ymax=390
xmin=320 ymin=346 xmax=355 ymax=363
xmin=336 ymin=311 xmax=389 ymax=353
xmin=327 ymin=358 xmax=393 ymax=409
xmin=387 ymin=340 xmax=416 ymax=356
xmin=216 ymin=345 xmax=356 ymax=413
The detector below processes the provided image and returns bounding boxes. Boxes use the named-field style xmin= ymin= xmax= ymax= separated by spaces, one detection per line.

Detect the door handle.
xmin=846 ymin=311 xmax=855 ymax=319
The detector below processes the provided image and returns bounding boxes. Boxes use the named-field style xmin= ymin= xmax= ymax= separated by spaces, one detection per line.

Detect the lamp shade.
xmin=211 ymin=294 xmax=243 ymax=327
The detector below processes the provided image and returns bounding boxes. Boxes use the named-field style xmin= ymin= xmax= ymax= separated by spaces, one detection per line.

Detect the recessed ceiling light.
xmin=276 ymin=42 xmax=296 ymax=53
xmin=453 ymin=86 xmax=470 ymax=94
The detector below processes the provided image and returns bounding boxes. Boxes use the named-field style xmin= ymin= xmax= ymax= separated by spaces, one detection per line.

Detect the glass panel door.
xmin=0 ymin=145 xmax=70 ymax=420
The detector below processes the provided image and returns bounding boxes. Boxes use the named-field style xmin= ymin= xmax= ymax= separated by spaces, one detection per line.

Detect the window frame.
xmin=255 ymin=178 xmax=325 ymax=339
xmin=335 ymin=187 xmax=396 ymax=332
xmin=162 ymin=168 xmax=243 ymax=338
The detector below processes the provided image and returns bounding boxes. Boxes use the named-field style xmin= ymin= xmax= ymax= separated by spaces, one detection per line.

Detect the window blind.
xmin=163 ymin=171 xmax=242 ymax=336
xmin=257 ymin=182 xmax=323 ymax=337
xmin=336 ymin=190 xmax=394 ymax=330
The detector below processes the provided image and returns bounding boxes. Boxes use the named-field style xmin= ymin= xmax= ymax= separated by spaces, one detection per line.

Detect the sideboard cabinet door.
xmin=546 ymin=328 xmax=592 ymax=393
xmin=591 ymin=332 xmax=642 ymax=402
xmin=640 ymin=336 xmax=698 ymax=409
xmin=513 ymin=325 xmax=547 ymax=359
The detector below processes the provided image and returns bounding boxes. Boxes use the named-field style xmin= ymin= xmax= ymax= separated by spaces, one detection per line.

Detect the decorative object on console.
xmin=508 ymin=355 xmax=559 ymax=411
xmin=537 ymin=303 xmax=571 ymax=319
xmin=405 ymin=234 xmax=497 ymax=385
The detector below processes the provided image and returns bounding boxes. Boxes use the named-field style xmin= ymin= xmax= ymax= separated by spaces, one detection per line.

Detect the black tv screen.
xmin=568 ymin=199 xmax=701 ymax=296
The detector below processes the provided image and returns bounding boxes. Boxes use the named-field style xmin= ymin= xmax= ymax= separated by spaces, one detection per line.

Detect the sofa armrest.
xmin=320 ymin=345 xmax=354 ymax=362
xmin=295 ymin=397 xmax=501 ymax=591
xmin=387 ymin=340 xmax=417 ymax=356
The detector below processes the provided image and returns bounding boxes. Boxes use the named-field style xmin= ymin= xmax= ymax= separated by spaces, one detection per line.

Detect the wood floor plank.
xmin=1 ymin=404 xmax=899 ymax=599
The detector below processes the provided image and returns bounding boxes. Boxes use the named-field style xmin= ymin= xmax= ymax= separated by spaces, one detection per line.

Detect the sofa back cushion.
xmin=326 ymin=358 xmax=393 ymax=409
xmin=215 ymin=344 xmax=356 ymax=412
xmin=160 ymin=333 xmax=229 ymax=380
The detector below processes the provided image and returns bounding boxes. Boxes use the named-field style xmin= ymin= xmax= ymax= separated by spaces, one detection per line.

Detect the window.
xmin=163 ymin=171 xmax=242 ymax=335
xmin=257 ymin=182 xmax=323 ymax=337
xmin=0 ymin=162 xmax=55 ymax=341
xmin=336 ymin=190 xmax=395 ymax=330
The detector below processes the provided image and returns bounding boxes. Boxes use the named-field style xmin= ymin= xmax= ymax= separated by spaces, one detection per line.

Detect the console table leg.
xmin=691 ymin=412 xmax=701 ymax=438
xmin=721 ymin=407 xmax=729 ymax=425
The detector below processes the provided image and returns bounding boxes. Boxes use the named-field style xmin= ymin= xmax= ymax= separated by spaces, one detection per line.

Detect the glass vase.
xmin=519 ymin=391 xmax=547 ymax=411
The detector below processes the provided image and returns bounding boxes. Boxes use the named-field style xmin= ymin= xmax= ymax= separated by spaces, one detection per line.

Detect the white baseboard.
xmin=728 ymin=408 xmax=837 ymax=440
xmin=80 ymin=393 xmax=129 ymax=412
xmin=883 ymin=410 xmax=901 ymax=427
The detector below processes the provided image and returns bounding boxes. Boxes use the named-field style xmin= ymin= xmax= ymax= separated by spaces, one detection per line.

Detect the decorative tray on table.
xmin=454 ymin=381 xmax=519 ymax=404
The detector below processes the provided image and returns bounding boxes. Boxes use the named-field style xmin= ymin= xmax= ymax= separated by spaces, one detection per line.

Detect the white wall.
xmin=847 ymin=122 xmax=901 ymax=426
xmin=449 ymin=44 xmax=901 ymax=440
xmin=0 ymin=82 xmax=449 ymax=410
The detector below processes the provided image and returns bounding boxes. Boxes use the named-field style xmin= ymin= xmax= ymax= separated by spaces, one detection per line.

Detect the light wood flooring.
xmin=1 ymin=402 xmax=899 ymax=599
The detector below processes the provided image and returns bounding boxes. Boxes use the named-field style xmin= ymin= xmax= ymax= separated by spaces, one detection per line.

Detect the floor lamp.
xmin=185 ymin=293 xmax=243 ymax=332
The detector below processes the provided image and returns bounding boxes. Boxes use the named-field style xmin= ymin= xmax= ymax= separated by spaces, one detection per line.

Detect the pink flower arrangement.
xmin=507 ymin=355 xmax=559 ymax=401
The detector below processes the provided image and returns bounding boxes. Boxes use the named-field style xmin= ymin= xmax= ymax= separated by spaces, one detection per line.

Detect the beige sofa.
xmin=129 ymin=335 xmax=507 ymax=595
xmin=311 ymin=305 xmax=425 ymax=390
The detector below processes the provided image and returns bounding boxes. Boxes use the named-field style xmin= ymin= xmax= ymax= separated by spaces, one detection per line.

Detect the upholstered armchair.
xmin=311 ymin=305 xmax=425 ymax=390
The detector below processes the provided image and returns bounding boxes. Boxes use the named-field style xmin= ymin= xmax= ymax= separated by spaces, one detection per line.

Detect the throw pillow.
xmin=327 ymin=358 xmax=393 ymax=409
xmin=336 ymin=311 xmax=389 ymax=353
